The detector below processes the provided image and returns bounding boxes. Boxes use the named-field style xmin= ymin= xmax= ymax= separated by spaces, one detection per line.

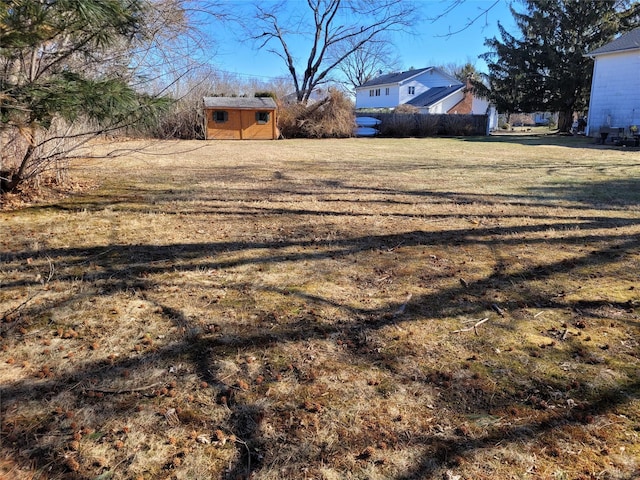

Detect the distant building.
xmin=355 ymin=67 xmax=497 ymax=130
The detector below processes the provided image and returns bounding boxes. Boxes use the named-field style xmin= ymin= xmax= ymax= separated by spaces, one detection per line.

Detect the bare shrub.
xmin=443 ymin=115 xmax=475 ymax=136
xmin=151 ymin=95 xmax=206 ymax=140
xmin=415 ymin=114 xmax=440 ymax=136
xmin=1 ymin=119 xmax=98 ymax=194
xmin=277 ymin=103 xmax=307 ymax=138
xmin=378 ymin=114 xmax=416 ymax=137
xmin=278 ymin=89 xmax=354 ymax=138
xmin=393 ymin=104 xmax=419 ymax=114
xmin=374 ymin=113 xmax=486 ymax=138
xmin=0 ymin=131 xmax=26 ymax=192
xmin=442 ymin=115 xmax=468 ymax=136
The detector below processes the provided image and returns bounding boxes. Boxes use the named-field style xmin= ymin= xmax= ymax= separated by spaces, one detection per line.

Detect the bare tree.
xmin=250 ymin=0 xmax=416 ymax=104
xmin=333 ymin=34 xmax=402 ymax=89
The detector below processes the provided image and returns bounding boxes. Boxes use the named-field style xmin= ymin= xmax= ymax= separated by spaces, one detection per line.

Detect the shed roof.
xmin=587 ymin=27 xmax=640 ymax=57
xmin=406 ymin=85 xmax=464 ymax=108
xmin=203 ymin=97 xmax=277 ymax=109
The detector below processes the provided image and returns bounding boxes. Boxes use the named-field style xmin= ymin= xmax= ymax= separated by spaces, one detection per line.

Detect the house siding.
xmin=586 ymin=50 xmax=640 ymax=135
xmin=471 ymin=97 xmax=491 ymax=115
xmin=355 ymin=84 xmax=400 ymax=109
xmin=417 ymin=90 xmax=465 ymax=114
xmin=398 ymin=70 xmax=460 ymax=106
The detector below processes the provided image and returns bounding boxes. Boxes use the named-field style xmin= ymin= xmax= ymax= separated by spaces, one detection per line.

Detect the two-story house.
xmin=355 ymin=66 xmax=492 ymax=117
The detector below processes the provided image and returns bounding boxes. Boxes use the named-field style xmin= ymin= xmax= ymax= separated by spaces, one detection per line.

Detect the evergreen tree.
xmin=0 ymin=0 xmax=172 ymax=193
xmin=482 ymin=0 xmax=639 ymax=132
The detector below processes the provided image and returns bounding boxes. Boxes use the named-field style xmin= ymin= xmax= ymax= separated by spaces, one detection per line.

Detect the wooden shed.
xmin=203 ymin=97 xmax=278 ymax=140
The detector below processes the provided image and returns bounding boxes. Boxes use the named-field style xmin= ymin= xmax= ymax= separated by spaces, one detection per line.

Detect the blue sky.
xmin=207 ymin=0 xmax=517 ymax=84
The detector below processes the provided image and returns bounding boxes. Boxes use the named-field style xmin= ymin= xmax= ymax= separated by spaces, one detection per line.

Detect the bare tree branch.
xmin=430 ymin=0 xmax=501 ymax=38
xmin=246 ymin=0 xmax=416 ymax=103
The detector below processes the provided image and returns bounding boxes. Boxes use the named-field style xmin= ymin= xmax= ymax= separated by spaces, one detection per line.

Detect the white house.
xmin=585 ymin=28 xmax=640 ymax=137
xmin=355 ymin=67 xmax=497 ymax=129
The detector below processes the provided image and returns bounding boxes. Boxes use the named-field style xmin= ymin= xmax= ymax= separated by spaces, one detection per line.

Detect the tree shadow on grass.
xmin=530 ymin=178 xmax=640 ymax=208
xmin=461 ymin=133 xmax=617 ymax=150
xmin=1 ymin=178 xmax=640 ymax=478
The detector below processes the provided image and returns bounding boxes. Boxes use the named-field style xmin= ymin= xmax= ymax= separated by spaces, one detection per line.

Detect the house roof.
xmin=406 ymin=85 xmax=464 ymax=108
xmin=587 ymin=27 xmax=640 ymax=57
xmin=359 ymin=67 xmax=434 ymax=88
xmin=203 ymin=97 xmax=277 ymax=109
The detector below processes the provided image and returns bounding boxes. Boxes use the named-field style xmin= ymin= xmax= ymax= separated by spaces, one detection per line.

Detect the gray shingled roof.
xmin=406 ymin=85 xmax=464 ymax=108
xmin=203 ymin=97 xmax=277 ymax=109
xmin=359 ymin=67 xmax=433 ymax=87
xmin=587 ymin=27 xmax=640 ymax=56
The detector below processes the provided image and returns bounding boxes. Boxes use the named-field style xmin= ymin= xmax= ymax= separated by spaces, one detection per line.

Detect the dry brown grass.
xmin=1 ymin=135 xmax=639 ymax=480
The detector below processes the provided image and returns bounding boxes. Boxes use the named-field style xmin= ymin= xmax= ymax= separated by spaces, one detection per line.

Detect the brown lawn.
xmin=1 ymin=136 xmax=639 ymax=479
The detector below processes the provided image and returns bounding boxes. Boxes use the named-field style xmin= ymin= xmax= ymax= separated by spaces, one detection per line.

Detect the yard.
xmin=1 ymin=136 xmax=639 ymax=479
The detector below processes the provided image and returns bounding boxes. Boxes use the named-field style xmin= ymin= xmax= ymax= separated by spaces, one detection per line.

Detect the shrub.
xmin=443 ymin=115 xmax=474 ymax=136
xmin=393 ymin=104 xmax=419 ymax=114
xmin=278 ymin=89 xmax=354 ymax=138
xmin=378 ymin=114 xmax=416 ymax=137
xmin=152 ymin=99 xmax=205 ymax=140
xmin=415 ymin=114 xmax=440 ymax=136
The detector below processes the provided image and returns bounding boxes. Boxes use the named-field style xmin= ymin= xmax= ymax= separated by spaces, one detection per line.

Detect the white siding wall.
xmin=423 ymin=91 xmax=465 ymax=114
xmin=471 ymin=96 xmax=491 ymax=115
xmin=398 ymin=69 xmax=461 ymax=105
xmin=587 ymin=50 xmax=640 ymax=135
xmin=355 ymin=84 xmax=400 ymax=109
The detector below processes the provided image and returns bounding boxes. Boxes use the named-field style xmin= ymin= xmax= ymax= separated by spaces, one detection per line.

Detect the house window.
xmin=385 ymin=88 xmax=390 ymax=95
xmin=214 ymin=111 xmax=228 ymax=123
xmin=408 ymin=86 xmax=415 ymax=95
xmin=256 ymin=111 xmax=270 ymax=124
xmin=375 ymin=88 xmax=381 ymax=96
xmin=369 ymin=89 xmax=374 ymax=96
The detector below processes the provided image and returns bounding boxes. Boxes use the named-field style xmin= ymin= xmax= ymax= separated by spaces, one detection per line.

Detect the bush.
xmin=393 ymin=104 xmax=419 ymax=114
xmin=443 ymin=115 xmax=474 ymax=136
xmin=415 ymin=114 xmax=440 ymax=136
xmin=278 ymin=89 xmax=354 ymax=138
xmin=375 ymin=113 xmax=486 ymax=137
xmin=378 ymin=114 xmax=416 ymax=137
xmin=152 ymin=100 xmax=205 ymax=139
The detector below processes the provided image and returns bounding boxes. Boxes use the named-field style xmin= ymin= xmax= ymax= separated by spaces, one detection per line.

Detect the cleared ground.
xmin=1 ymin=136 xmax=639 ymax=479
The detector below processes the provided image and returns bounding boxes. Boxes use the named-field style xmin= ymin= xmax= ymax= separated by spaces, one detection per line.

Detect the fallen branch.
xmin=91 ymin=382 xmax=163 ymax=394
xmin=451 ymin=317 xmax=489 ymax=335
xmin=0 ymin=291 xmax=41 ymax=324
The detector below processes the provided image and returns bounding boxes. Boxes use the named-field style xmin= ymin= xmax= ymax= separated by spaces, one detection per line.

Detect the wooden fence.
xmin=358 ymin=113 xmax=488 ymax=137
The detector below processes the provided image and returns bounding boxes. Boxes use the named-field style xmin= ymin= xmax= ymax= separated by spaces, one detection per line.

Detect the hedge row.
xmin=360 ymin=113 xmax=488 ymax=137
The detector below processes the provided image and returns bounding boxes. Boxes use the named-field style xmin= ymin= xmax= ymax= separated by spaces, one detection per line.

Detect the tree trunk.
xmin=5 ymin=142 xmax=35 ymax=193
xmin=558 ymin=110 xmax=573 ymax=133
